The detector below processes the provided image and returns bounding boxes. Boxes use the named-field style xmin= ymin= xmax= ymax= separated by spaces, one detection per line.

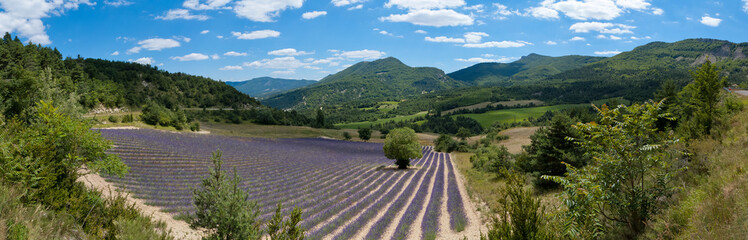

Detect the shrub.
xmin=470 ymin=145 xmax=512 ymax=174
xmin=190 ymin=122 xmax=201 ymax=132
xmin=108 ymin=115 xmax=120 ymax=123
xmin=358 ymin=128 xmax=372 ymax=141
xmin=434 ymin=134 xmax=458 ymax=153
xmin=482 ymin=170 xmax=550 ymax=240
xmin=343 ymin=132 xmax=352 ymax=141
xmin=266 ymin=202 xmax=304 ymax=240
xmin=383 ymin=127 xmax=423 ymax=169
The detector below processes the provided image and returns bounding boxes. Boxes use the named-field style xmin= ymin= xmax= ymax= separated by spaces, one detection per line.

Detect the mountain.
xmin=447 ymin=54 xmax=605 ymax=86
xmin=262 ymin=57 xmax=467 ymax=110
xmin=226 ymin=77 xmax=317 ymax=99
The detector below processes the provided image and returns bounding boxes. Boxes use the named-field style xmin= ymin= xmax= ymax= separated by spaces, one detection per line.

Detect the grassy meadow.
xmin=453 ymin=104 xmax=588 ymax=128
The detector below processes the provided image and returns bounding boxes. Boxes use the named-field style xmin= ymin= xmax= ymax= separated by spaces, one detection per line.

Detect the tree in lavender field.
xmin=191 ymin=150 xmax=262 ymax=240
xmin=383 ymin=127 xmax=422 ymax=169
xmin=358 ymin=127 xmax=371 ymax=141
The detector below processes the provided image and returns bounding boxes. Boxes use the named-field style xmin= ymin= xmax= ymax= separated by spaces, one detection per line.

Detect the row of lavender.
xmin=98 ymin=128 xmax=468 ymax=239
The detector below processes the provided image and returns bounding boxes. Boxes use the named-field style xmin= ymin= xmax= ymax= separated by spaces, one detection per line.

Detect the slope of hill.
xmin=262 ymin=57 xmax=467 ymax=110
xmin=447 ymin=54 xmax=605 ymax=86
xmin=226 ymin=77 xmax=317 ymax=99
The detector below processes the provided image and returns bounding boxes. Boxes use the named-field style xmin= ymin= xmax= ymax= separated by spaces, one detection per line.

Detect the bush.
xmin=383 ymin=127 xmax=423 ymax=169
xmin=121 ymin=114 xmax=134 ymax=123
xmin=482 ymin=170 xmax=550 ymax=240
xmin=190 ymin=122 xmax=201 ymax=132
xmin=191 ymin=150 xmax=262 ymax=240
xmin=108 ymin=115 xmax=120 ymax=123
xmin=434 ymin=134 xmax=458 ymax=153
xmin=266 ymin=202 xmax=304 ymax=240
xmin=358 ymin=128 xmax=372 ymax=141
xmin=343 ymin=132 xmax=352 ymax=141
xmin=470 ymin=145 xmax=512 ymax=174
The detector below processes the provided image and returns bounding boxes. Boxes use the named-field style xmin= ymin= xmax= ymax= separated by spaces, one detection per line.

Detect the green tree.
xmin=434 ymin=134 xmax=457 ymax=153
xmin=313 ymin=108 xmax=325 ymax=128
xmin=546 ymin=101 xmax=680 ymax=238
xmin=470 ymin=145 xmax=512 ymax=174
xmin=456 ymin=127 xmax=472 ymax=141
xmin=191 ymin=150 xmax=262 ymax=240
xmin=343 ymin=132 xmax=352 ymax=141
xmin=521 ymin=113 xmax=587 ymax=188
xmin=482 ymin=170 xmax=550 ymax=240
xmin=679 ymin=60 xmax=726 ymax=137
xmin=358 ymin=127 xmax=372 ymax=141
xmin=266 ymin=202 xmax=305 ymax=240
xmin=383 ymin=127 xmax=423 ymax=169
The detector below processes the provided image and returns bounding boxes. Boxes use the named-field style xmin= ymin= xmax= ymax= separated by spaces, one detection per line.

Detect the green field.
xmin=454 ymin=104 xmax=589 ymax=128
xmin=336 ymin=111 xmax=427 ymax=129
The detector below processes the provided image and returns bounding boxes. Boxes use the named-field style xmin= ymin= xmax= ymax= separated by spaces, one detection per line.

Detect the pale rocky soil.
xmin=77 ymin=169 xmax=202 ymax=240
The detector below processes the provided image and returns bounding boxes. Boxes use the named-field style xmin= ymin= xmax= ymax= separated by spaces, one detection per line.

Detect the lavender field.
xmin=98 ymin=129 xmax=473 ymax=239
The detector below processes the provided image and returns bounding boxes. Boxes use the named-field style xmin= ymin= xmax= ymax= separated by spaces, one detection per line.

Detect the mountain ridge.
xmin=226 ymin=77 xmax=317 ymax=99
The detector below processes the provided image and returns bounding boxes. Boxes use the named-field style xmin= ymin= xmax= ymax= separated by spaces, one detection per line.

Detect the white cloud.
xmin=614 ymin=0 xmax=650 ymax=10
xmin=609 ymin=35 xmax=622 ymax=40
xmin=425 ymin=36 xmax=465 ymax=43
xmin=232 ymin=30 xmax=281 ymax=40
xmin=0 ymin=0 xmax=97 ymax=45
xmin=302 ymin=11 xmax=327 ymax=19
xmin=700 ymin=15 xmax=722 ymax=27
xmin=137 ymin=38 xmax=181 ymax=51
xmin=336 ymin=49 xmax=386 ymax=59
xmin=385 ymin=0 xmax=465 ymax=9
xmin=463 ymin=4 xmax=484 ymax=12
xmin=304 ymin=65 xmax=321 ymax=70
xmin=414 ymin=29 xmax=427 ymax=34
xmin=272 ymin=70 xmax=295 ymax=75
xmin=527 ymin=0 xmax=660 ymax=21
xmin=526 ymin=5 xmax=559 ymax=19
xmin=596 ymin=34 xmax=607 ymax=39
xmin=569 ymin=22 xmax=635 ymax=34
xmin=224 ymin=51 xmax=247 ymax=56
xmin=216 ymin=35 xmax=224 ymax=39
xmin=493 ymin=3 xmax=520 ymax=19
xmin=545 ymin=40 xmax=557 ymax=45
xmin=594 ymin=50 xmax=621 ymax=55
xmin=348 ymin=4 xmax=363 ymax=10
xmin=463 ymin=40 xmax=531 ymax=48
xmin=171 ymin=53 xmax=210 ymax=61
xmin=553 ymin=0 xmax=622 ymax=20
xmin=630 ymin=36 xmax=650 ymax=40
xmin=268 ymin=48 xmax=313 ymax=56
xmin=380 ymin=9 xmax=473 ymax=27
xmin=744 ymin=0 xmax=748 ymax=13
xmin=233 ymin=0 xmax=303 ymax=22
xmin=570 ymin=36 xmax=586 ymax=41
xmin=201 ymin=30 xmax=210 ymax=34
xmin=331 ymin=0 xmax=366 ymax=7
xmin=211 ymin=54 xmax=220 ymax=60
xmin=220 ymin=65 xmax=243 ymax=70
xmin=156 ymin=9 xmax=209 ymax=21
xmin=173 ymin=36 xmax=191 ymax=42
xmin=104 ymin=0 xmax=133 ymax=7
xmin=651 ymin=8 xmax=663 ymax=15
xmin=244 ymin=56 xmax=307 ymax=69
xmin=464 ymin=32 xmax=488 ymax=43
xmin=182 ymin=0 xmax=231 ymax=10
xmin=456 ymin=56 xmax=515 ymax=63
xmin=131 ymin=57 xmax=154 ymax=65
xmin=111 ymin=51 xmax=120 ymax=56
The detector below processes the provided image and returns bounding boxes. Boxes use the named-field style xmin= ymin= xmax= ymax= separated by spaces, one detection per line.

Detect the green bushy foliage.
xmin=358 ymin=127 xmax=372 ymax=141
xmin=343 ymin=132 xmax=352 ymax=141
xmin=434 ymin=134 xmax=458 ymax=153
xmin=546 ymin=101 xmax=681 ymax=238
xmin=383 ymin=127 xmax=423 ymax=169
xmin=191 ymin=150 xmax=262 ymax=240
xmin=266 ymin=202 xmax=304 ymax=240
xmin=108 ymin=115 xmax=119 ymax=123
xmin=470 ymin=145 xmax=512 ymax=174
xmin=520 ymin=113 xmax=588 ymax=188
xmin=481 ymin=170 xmax=550 ymax=240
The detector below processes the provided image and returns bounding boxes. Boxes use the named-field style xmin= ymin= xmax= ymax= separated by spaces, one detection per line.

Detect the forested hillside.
xmin=447 ymin=53 xmax=605 ymax=86
xmin=226 ymin=77 xmax=317 ymax=99
xmin=262 ymin=57 xmax=466 ymax=110
xmin=0 ymin=33 xmax=258 ymax=116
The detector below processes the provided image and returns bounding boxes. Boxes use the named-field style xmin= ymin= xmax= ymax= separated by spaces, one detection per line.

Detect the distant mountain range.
xmin=262 ymin=57 xmax=467 ymax=110
xmin=226 ymin=77 xmax=317 ymax=99
xmin=447 ymin=54 xmax=605 ymax=86
xmin=263 ymin=38 xmax=748 ymax=113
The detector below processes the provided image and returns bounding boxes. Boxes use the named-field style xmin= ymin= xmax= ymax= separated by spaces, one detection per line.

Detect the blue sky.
xmin=1 ymin=0 xmax=747 ymax=82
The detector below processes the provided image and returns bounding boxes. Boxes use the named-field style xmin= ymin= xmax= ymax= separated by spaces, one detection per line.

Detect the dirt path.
xmin=380 ymin=152 xmax=436 ymax=239
xmin=438 ymin=153 xmax=451 ymax=238
xmin=446 ymin=153 xmax=486 ymax=239
xmin=406 ymin=155 xmax=441 ymax=240
xmin=76 ymin=170 xmax=202 ymax=240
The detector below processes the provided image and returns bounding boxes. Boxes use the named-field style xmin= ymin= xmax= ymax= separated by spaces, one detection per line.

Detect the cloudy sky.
xmin=1 ymin=0 xmax=747 ymax=81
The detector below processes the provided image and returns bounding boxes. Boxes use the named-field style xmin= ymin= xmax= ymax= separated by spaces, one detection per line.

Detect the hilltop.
xmin=262 ymin=57 xmax=467 ymax=110
xmin=225 ymin=77 xmax=317 ymax=99
xmin=447 ymin=54 xmax=605 ymax=86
